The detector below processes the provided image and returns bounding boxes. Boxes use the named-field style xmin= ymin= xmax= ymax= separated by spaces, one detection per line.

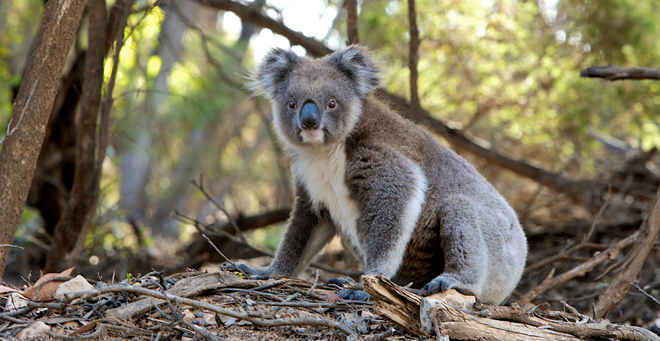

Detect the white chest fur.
xmin=291 ymin=143 xmax=364 ymax=259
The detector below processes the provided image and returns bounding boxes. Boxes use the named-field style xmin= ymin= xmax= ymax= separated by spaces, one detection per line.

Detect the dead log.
xmin=362 ymin=274 xmax=659 ymax=341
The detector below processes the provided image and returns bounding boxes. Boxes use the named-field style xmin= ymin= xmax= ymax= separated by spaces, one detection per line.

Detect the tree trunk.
xmin=45 ymin=0 xmax=135 ymax=273
xmin=44 ymin=0 xmax=109 ymax=273
xmin=0 ymin=0 xmax=85 ymax=279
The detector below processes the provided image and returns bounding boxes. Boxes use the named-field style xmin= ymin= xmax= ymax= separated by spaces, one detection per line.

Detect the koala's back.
xmin=344 ymin=98 xmax=527 ymax=301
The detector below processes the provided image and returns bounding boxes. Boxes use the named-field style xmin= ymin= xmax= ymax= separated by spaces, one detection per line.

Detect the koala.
xmin=238 ymin=45 xmax=528 ymax=305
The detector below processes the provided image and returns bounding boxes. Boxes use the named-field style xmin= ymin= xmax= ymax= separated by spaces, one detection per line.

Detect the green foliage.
xmin=360 ymin=0 xmax=660 ymax=174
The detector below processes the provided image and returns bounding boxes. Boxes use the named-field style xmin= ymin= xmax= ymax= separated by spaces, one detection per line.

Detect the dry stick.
xmin=518 ymin=232 xmax=639 ymax=305
xmin=631 ymin=281 xmax=660 ymax=307
xmin=580 ymin=65 xmax=660 ymax=81
xmin=594 ymin=188 xmax=660 ymax=318
xmin=62 ymin=285 xmax=355 ymax=336
xmin=255 ymin=301 xmax=372 ymax=309
xmin=407 ymin=0 xmax=420 ymax=115
xmin=477 ymin=304 xmax=659 ymax=341
xmin=192 ymin=174 xmax=246 ymax=242
xmin=172 ymin=211 xmax=362 ymax=277
xmin=30 ymin=276 xmax=73 ymax=300
xmin=45 ymin=323 xmax=152 ymax=340
xmin=201 ymin=233 xmax=252 ymax=280
xmin=524 ymin=194 xmax=611 ymax=275
xmin=363 ymin=328 xmax=394 ymax=341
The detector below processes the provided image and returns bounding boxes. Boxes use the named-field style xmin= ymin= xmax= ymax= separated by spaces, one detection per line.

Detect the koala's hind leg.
xmin=420 ymin=195 xmax=489 ymax=300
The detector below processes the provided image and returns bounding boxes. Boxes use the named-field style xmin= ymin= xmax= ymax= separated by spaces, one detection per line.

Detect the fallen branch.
xmin=594 ymin=188 xmax=660 ymax=317
xmin=362 ymin=274 xmax=659 ymax=341
xmin=518 ymin=232 xmax=638 ymax=305
xmin=580 ymin=66 xmax=660 ymax=81
xmin=65 ymin=280 xmax=356 ymax=336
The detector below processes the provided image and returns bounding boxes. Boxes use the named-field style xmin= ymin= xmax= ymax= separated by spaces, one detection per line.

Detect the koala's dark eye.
xmin=288 ymin=100 xmax=296 ymax=109
xmin=327 ymin=99 xmax=337 ymax=109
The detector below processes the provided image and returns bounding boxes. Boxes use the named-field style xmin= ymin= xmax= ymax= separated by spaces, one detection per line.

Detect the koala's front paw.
xmin=223 ymin=262 xmax=273 ymax=280
xmin=337 ymin=289 xmax=372 ymax=301
xmin=326 ymin=277 xmax=356 ymax=288
xmin=419 ymin=275 xmax=460 ymax=296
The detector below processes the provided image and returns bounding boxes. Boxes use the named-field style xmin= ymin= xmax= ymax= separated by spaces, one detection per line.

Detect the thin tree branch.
xmin=580 ymin=66 xmax=660 ymax=81
xmin=344 ymin=0 xmax=358 ymax=45
xmin=518 ymin=232 xmax=639 ymax=306
xmin=407 ymin=0 xmax=420 ymax=115
xmin=195 ymin=0 xmax=331 ymax=56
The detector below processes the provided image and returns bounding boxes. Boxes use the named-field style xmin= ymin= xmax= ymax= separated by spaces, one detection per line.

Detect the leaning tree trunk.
xmin=0 ymin=0 xmax=85 ymax=279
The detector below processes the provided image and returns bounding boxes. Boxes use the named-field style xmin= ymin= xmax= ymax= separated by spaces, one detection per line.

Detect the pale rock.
xmin=14 ymin=321 xmax=50 ymax=340
xmin=54 ymin=275 xmax=94 ymax=300
xmin=5 ymin=292 xmax=28 ymax=311
xmin=182 ymin=309 xmax=195 ymax=322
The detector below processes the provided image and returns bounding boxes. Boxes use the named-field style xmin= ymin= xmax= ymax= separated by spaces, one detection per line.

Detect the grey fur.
xmin=240 ymin=46 xmax=528 ymax=305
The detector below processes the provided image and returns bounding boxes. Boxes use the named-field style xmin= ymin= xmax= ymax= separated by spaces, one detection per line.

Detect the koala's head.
xmin=251 ymin=45 xmax=380 ymax=147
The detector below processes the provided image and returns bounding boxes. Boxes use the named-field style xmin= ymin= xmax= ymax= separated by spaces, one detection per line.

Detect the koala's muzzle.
xmin=300 ymin=102 xmax=320 ymax=130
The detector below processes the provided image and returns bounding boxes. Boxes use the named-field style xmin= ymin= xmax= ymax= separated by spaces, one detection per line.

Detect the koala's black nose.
xmin=300 ymin=102 xmax=320 ymax=130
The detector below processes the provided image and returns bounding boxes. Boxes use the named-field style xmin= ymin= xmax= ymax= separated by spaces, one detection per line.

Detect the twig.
xmin=363 ymin=328 xmax=394 ymax=341
xmin=172 ymin=211 xmax=362 ymax=277
xmin=0 ymin=81 xmax=38 ymax=146
xmin=631 ymin=282 xmax=660 ymax=307
xmin=181 ymin=320 xmax=225 ymax=341
xmin=524 ymin=194 xmax=612 ymax=275
xmin=308 ymin=269 xmax=321 ymax=295
xmin=407 ymin=0 xmax=420 ymax=115
xmin=519 ymin=232 xmax=639 ymax=305
xmin=584 ymin=187 xmax=611 ymax=242
xmin=191 ymin=173 xmax=246 ymax=242
xmin=218 ymin=288 xmax=284 ymax=301
xmin=62 ymin=285 xmax=356 ymax=336
xmin=201 ymin=233 xmax=251 ymax=279
xmin=31 ymin=276 xmax=73 ymax=300
xmin=46 ymin=323 xmax=152 ymax=339
xmin=0 ymin=245 xmax=23 ymax=250
xmin=255 ymin=301 xmax=372 ymax=309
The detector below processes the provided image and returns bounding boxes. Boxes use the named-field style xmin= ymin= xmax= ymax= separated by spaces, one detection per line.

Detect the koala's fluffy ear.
xmin=329 ymin=45 xmax=381 ymax=98
xmin=251 ymin=48 xmax=301 ymax=98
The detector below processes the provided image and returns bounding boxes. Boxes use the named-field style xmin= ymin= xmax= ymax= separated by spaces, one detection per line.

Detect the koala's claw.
xmin=337 ymin=289 xmax=372 ymax=301
xmin=326 ymin=278 xmax=354 ymax=288
xmin=222 ymin=262 xmax=271 ymax=280
xmin=419 ymin=275 xmax=459 ymax=296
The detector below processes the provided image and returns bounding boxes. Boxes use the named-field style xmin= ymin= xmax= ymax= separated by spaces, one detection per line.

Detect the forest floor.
xmin=2 ymin=263 xmax=660 ymax=341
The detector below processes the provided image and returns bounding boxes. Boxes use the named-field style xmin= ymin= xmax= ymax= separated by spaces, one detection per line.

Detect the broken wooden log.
xmin=362 ymin=274 xmax=659 ymax=341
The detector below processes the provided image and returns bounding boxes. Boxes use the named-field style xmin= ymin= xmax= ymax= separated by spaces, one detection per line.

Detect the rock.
xmin=5 ymin=293 xmax=29 ymax=312
xmin=14 ymin=321 xmax=50 ymax=340
xmin=54 ymin=275 xmax=94 ymax=300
